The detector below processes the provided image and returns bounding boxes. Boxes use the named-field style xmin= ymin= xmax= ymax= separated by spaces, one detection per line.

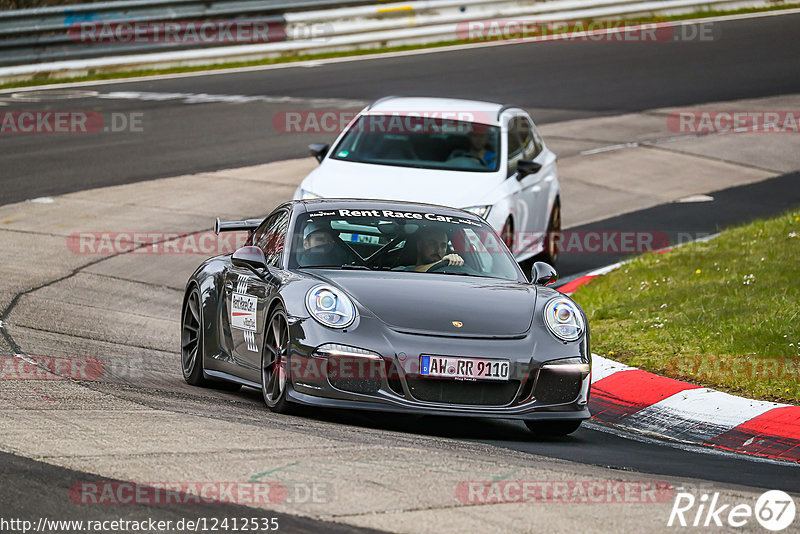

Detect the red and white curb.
xmin=589 ymin=355 xmax=800 ymax=463
xmin=555 ymin=262 xmax=624 ymax=294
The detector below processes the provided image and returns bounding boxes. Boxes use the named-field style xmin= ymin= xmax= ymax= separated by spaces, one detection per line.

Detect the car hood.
xmin=306 ymin=270 xmax=535 ymax=337
xmin=303 ymin=160 xmax=501 ymax=208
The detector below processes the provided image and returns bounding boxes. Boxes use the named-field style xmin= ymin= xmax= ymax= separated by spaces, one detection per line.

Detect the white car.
xmin=293 ymin=97 xmax=561 ymax=265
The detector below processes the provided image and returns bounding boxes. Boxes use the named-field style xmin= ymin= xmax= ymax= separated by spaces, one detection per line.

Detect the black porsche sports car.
xmin=181 ymin=199 xmax=591 ymax=436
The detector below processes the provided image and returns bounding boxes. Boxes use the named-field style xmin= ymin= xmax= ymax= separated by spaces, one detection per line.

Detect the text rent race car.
xmin=294 ymin=97 xmax=561 ymax=265
xmin=181 ymin=200 xmax=590 ymax=436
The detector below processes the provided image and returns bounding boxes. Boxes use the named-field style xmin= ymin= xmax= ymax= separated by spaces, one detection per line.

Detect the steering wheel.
xmin=426 ymin=259 xmax=480 ymax=276
xmin=460 ymin=152 xmax=487 ymax=166
xmin=448 ymin=151 xmax=487 ymax=167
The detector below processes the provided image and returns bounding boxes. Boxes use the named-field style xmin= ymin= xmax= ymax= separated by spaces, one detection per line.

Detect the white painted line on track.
xmin=677 ymin=194 xmax=715 ymax=202
xmin=1 ymin=8 xmax=799 ymax=94
xmin=94 ymin=91 xmax=365 ymax=108
xmin=580 ymin=142 xmax=639 ymax=155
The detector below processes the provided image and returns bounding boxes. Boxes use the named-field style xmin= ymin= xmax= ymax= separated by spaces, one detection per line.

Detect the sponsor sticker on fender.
xmin=231 ymin=293 xmax=257 ymax=332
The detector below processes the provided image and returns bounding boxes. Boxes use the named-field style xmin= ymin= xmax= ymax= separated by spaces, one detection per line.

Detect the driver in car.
xmin=405 ymin=227 xmax=464 ymax=272
xmin=447 ymin=130 xmax=496 ymax=168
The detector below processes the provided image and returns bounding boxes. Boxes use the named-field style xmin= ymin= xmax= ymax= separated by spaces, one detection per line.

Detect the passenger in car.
xmin=297 ymin=221 xmax=348 ymax=267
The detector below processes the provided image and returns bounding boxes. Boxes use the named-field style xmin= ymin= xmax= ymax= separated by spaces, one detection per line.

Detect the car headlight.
xmin=543 ymin=297 xmax=585 ymax=342
xmin=541 ymin=356 xmax=590 ymax=374
xmin=462 ymin=205 xmax=492 ymax=219
xmin=314 ymin=343 xmax=381 ymax=360
xmin=305 ymin=285 xmax=356 ymax=328
xmin=300 ymin=189 xmax=321 ymax=200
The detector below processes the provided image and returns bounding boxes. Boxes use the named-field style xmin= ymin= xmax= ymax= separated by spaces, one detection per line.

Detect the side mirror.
xmin=517 ymin=159 xmax=542 ymax=179
xmin=232 ymin=246 xmax=268 ymax=272
xmin=531 ymin=261 xmax=558 ymax=285
xmin=309 ymin=143 xmax=330 ymax=163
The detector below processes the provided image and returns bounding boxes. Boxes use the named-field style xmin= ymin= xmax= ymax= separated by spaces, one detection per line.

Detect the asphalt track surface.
xmin=1 ymin=451 xmax=383 ymax=533
xmin=1 ymin=12 xmax=800 ymax=205
xmin=2 ymin=10 xmax=800 ymax=529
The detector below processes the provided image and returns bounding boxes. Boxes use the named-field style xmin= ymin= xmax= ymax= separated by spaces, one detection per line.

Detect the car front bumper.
xmin=285 ymin=315 xmax=591 ymax=421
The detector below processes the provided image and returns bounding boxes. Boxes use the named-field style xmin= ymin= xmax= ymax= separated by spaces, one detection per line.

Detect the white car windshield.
xmin=330 ymin=115 xmax=501 ymax=172
xmin=291 ymin=208 xmax=523 ymax=281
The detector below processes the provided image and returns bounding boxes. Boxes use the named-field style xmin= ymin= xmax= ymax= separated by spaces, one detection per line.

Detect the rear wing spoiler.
xmin=213 ymin=217 xmax=263 ymax=235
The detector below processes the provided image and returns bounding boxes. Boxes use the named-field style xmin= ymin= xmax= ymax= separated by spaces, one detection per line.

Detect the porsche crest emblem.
xmin=452 ymin=321 xmax=463 ymax=328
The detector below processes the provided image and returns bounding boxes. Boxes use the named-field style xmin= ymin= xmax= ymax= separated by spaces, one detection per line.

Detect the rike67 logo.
xmin=668 ymin=490 xmax=796 ymax=531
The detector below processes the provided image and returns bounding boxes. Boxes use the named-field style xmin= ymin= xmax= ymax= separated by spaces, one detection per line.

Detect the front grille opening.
xmin=406 ymin=378 xmax=520 ymax=406
xmin=385 ymin=360 xmax=405 ymax=397
xmin=533 ymin=368 xmax=583 ymax=404
xmin=516 ymin=370 xmax=536 ymax=403
xmin=327 ymin=356 xmax=382 ymax=395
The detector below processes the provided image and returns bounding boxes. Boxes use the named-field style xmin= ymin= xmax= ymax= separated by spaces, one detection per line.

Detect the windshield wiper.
xmin=339 ymin=264 xmax=372 ymax=270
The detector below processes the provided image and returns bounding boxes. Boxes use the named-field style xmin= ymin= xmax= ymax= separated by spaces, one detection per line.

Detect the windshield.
xmin=289 ymin=208 xmax=523 ymax=281
xmin=330 ymin=114 xmax=501 ymax=172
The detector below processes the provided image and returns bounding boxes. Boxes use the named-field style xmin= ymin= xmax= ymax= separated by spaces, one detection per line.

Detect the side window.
xmin=254 ymin=211 xmax=289 ymax=267
xmin=506 ymin=117 xmax=522 ymax=176
xmin=251 ymin=214 xmax=278 ymax=251
xmin=532 ymin=123 xmax=545 ymax=154
xmin=518 ymin=117 xmax=541 ymax=160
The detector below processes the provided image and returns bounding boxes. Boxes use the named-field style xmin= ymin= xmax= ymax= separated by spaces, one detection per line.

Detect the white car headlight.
xmin=541 ymin=356 xmax=590 ymax=374
xmin=305 ymin=285 xmax=356 ymax=328
xmin=462 ymin=205 xmax=492 ymax=219
xmin=300 ymin=189 xmax=321 ymax=200
xmin=543 ymin=297 xmax=585 ymax=342
xmin=314 ymin=343 xmax=381 ymax=360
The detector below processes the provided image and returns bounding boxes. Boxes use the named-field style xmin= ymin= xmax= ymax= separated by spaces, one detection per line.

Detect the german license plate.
xmin=419 ymin=355 xmax=510 ymax=381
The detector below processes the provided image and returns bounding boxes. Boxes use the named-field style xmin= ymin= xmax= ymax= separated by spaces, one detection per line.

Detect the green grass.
xmin=2 ymin=3 xmax=799 ymax=91
xmin=573 ymin=209 xmax=800 ymax=404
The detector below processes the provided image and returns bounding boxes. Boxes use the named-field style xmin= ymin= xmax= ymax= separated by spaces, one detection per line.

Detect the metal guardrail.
xmin=0 ymin=0 xmax=378 ymax=65
xmin=0 ymin=0 xmax=779 ymax=80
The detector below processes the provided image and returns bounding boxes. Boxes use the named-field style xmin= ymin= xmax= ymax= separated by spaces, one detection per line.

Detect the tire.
xmin=501 ymin=218 xmax=514 ymax=255
xmin=525 ymin=420 xmax=582 ymax=437
xmin=181 ymin=286 xmax=211 ymax=386
xmin=261 ymin=305 xmax=295 ymax=414
xmin=537 ymin=200 xmax=561 ymax=267
xmin=181 ymin=286 xmax=241 ymax=391
xmin=544 ymin=200 xmax=561 ymax=265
